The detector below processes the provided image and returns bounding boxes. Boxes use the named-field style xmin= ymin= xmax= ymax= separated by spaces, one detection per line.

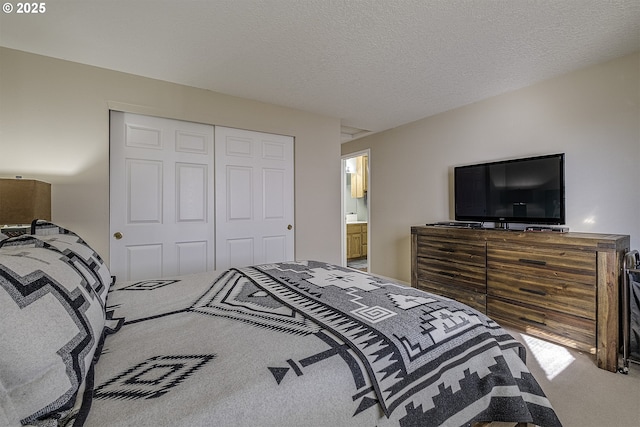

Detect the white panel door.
xmin=215 ymin=127 xmax=294 ymax=270
xmin=110 ymin=112 xmax=214 ymax=281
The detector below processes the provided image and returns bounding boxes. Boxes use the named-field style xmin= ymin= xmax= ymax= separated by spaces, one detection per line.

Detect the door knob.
xmin=287 ymin=224 xmax=293 ymax=230
xmin=113 ymin=232 xmax=123 ymax=240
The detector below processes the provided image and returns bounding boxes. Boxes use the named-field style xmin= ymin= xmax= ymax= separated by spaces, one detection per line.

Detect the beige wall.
xmin=343 ymin=53 xmax=640 ymax=282
xmin=0 ymin=47 xmax=343 ymax=267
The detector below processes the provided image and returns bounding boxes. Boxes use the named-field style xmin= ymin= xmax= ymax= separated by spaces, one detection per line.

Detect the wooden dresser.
xmin=411 ymin=225 xmax=630 ymax=372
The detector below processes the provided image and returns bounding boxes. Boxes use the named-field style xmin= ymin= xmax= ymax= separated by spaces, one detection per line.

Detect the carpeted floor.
xmin=506 ymin=328 xmax=640 ymax=427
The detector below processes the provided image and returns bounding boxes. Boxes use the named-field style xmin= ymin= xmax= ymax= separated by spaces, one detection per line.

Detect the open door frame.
xmin=341 ymin=149 xmax=371 ymax=271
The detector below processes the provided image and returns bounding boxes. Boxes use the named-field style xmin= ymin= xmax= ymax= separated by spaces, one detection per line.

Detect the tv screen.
xmin=454 ymin=153 xmax=565 ymax=225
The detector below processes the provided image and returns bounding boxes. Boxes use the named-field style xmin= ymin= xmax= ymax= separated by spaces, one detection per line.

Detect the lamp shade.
xmin=0 ymin=179 xmax=51 ymax=225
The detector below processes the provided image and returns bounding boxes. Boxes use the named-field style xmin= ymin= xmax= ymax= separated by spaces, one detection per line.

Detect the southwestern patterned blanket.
xmin=82 ymin=260 xmax=561 ymax=427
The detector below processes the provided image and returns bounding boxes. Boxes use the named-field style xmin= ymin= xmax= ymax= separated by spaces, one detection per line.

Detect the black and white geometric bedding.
xmin=82 ymin=260 xmax=562 ymax=427
xmin=0 ymin=222 xmax=117 ymax=427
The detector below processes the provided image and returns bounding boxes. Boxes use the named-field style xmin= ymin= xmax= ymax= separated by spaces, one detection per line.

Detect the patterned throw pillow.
xmin=0 ymin=223 xmax=114 ymax=425
xmin=31 ymin=221 xmax=113 ymax=305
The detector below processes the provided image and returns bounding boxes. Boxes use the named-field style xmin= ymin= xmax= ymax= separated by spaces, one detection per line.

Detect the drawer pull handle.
xmin=519 ymin=258 xmax=547 ymax=266
xmin=519 ymin=316 xmax=546 ymax=326
xmin=519 ymin=287 xmax=547 ymax=296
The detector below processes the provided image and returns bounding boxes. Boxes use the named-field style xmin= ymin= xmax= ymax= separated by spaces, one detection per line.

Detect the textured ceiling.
xmin=1 ymin=0 xmax=639 ymax=141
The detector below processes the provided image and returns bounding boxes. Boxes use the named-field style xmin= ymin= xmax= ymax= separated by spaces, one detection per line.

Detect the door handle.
xmin=519 ymin=258 xmax=546 ymax=266
xmin=287 ymin=224 xmax=293 ymax=230
xmin=113 ymin=232 xmax=123 ymax=240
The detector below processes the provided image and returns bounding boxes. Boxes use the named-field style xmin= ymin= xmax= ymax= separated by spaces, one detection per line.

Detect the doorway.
xmin=342 ymin=150 xmax=370 ymax=272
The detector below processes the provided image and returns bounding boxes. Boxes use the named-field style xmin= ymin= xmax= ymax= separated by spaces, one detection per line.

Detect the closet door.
xmin=215 ymin=127 xmax=294 ymax=270
xmin=110 ymin=111 xmax=215 ymax=281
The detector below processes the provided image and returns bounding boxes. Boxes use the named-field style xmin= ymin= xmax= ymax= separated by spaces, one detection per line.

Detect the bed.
xmin=0 ymin=222 xmax=562 ymax=427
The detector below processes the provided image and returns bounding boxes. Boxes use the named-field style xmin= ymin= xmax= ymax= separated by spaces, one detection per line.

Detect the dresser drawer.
xmin=417 ymin=236 xmax=485 ymax=267
xmin=416 ymin=281 xmax=486 ymax=314
xmin=487 ymin=297 xmax=595 ymax=353
xmin=487 ymin=244 xmax=596 ymax=285
xmin=416 ymin=256 xmax=486 ymax=294
xmin=487 ymin=269 xmax=595 ymax=319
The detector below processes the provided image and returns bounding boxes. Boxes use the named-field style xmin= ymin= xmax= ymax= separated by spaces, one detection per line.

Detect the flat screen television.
xmin=454 ymin=153 xmax=565 ymax=225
